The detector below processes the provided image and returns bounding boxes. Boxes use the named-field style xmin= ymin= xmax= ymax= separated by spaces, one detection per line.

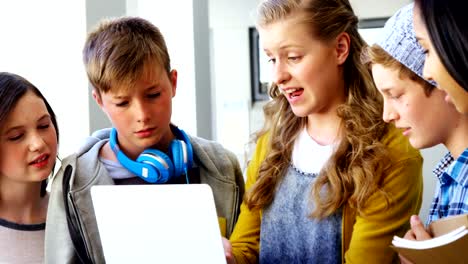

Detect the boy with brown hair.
xmin=45 ymin=16 xmax=244 ymax=263
xmin=363 ymin=3 xmax=468 ymax=263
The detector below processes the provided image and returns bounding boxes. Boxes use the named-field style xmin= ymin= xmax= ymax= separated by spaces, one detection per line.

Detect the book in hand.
xmin=391 ymin=214 xmax=468 ymax=264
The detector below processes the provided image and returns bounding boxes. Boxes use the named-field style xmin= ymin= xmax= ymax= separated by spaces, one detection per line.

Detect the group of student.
xmin=0 ymin=0 xmax=466 ymax=263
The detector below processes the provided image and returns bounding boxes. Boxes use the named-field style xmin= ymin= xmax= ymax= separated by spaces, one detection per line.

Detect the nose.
xmin=382 ymin=102 xmax=398 ymax=123
xmin=422 ymin=60 xmax=433 ymax=82
xmin=28 ymin=132 xmax=46 ymax=152
xmin=134 ymin=100 xmax=150 ymax=123
xmin=272 ymin=60 xmax=291 ymax=86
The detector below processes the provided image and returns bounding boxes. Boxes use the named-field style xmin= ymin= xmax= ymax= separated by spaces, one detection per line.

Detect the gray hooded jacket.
xmin=44 ymin=128 xmax=245 ymax=263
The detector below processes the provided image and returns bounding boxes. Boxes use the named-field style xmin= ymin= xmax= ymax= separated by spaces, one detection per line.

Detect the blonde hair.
xmin=245 ymin=0 xmax=390 ymax=219
xmin=83 ymin=16 xmax=171 ymax=94
xmin=364 ymin=44 xmax=435 ymax=96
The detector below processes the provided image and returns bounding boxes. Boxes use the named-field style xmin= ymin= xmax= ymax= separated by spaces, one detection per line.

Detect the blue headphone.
xmin=109 ymin=125 xmax=194 ymax=183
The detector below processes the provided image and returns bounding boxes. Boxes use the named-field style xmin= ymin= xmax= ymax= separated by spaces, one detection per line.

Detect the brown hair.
xmin=245 ymin=0 xmax=390 ymax=219
xmin=364 ymin=44 xmax=434 ymax=96
xmin=83 ymin=16 xmax=171 ymax=94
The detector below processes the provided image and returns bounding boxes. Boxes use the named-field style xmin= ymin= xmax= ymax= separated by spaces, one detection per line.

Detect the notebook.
xmin=90 ymin=184 xmax=227 ymax=264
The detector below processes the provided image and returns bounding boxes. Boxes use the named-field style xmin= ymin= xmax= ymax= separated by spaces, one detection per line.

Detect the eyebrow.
xmin=279 ymin=44 xmax=303 ymax=49
xmin=145 ymin=85 xmax=159 ymax=91
xmin=112 ymin=85 xmax=160 ymax=99
xmin=377 ymin=85 xmax=396 ymax=94
xmin=263 ymin=43 xmax=304 ymax=53
xmin=3 ymin=114 xmax=50 ymax=133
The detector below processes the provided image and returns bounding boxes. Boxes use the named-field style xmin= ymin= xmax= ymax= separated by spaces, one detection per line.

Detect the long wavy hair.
xmin=245 ymin=0 xmax=390 ymax=218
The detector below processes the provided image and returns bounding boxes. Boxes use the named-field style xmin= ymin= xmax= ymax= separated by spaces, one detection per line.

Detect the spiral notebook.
xmin=90 ymin=184 xmax=226 ymax=264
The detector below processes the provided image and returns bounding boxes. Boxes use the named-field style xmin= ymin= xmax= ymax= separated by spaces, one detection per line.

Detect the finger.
xmin=410 ymin=215 xmax=432 ymax=240
xmin=403 ymin=229 xmax=416 ymax=240
xmin=221 ymin=237 xmax=236 ymax=264
xmin=222 ymin=237 xmax=232 ymax=255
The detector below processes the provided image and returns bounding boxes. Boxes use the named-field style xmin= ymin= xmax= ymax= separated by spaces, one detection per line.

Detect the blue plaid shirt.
xmin=427 ymin=148 xmax=468 ymax=224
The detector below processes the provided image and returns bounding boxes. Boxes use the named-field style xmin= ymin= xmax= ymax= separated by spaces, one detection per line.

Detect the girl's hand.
xmin=221 ymin=237 xmax=237 ymax=264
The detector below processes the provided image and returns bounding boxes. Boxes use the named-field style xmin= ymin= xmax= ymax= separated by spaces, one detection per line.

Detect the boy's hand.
xmin=404 ymin=215 xmax=433 ymax=241
xmin=222 ymin=237 xmax=237 ymax=264
xmin=398 ymin=215 xmax=433 ymax=264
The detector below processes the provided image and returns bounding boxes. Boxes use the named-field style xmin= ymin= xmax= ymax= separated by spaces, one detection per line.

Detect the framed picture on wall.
xmin=249 ymin=27 xmax=270 ymax=103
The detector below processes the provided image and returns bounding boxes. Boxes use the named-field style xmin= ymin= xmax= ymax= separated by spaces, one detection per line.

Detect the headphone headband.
xmin=109 ymin=126 xmax=193 ymax=183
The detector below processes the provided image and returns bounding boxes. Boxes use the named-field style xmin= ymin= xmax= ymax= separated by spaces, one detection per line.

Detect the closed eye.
xmin=288 ymin=56 xmax=301 ymax=61
xmin=147 ymin=92 xmax=160 ymax=99
xmin=116 ymin=101 xmax=129 ymax=107
xmin=8 ymin=133 xmax=23 ymax=141
xmin=38 ymin=124 xmax=50 ymax=129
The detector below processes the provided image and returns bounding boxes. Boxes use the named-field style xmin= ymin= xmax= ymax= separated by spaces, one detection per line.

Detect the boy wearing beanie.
xmin=363 ymin=3 xmax=468 ymax=263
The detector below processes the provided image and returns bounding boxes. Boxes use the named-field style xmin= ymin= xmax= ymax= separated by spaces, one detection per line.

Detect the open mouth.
xmin=30 ymin=154 xmax=49 ymax=167
xmin=283 ymin=88 xmax=304 ymax=99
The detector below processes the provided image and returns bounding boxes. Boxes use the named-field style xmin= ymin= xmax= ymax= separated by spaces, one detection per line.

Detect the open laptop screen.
xmin=91 ymin=184 xmax=227 ymax=264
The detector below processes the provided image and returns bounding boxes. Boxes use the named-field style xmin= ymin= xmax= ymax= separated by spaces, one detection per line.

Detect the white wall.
xmin=209 ymin=0 xmax=258 ymax=167
xmin=0 ymin=0 xmax=89 ymax=157
xmin=209 ymin=0 xmax=439 ymax=221
xmin=350 ymin=0 xmax=411 ymax=18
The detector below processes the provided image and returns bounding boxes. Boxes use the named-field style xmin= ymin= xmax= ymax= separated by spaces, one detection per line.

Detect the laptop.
xmin=90 ymin=184 xmax=227 ymax=264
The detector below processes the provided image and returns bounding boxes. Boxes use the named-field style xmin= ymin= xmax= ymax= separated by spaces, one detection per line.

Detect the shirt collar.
xmin=433 ymin=148 xmax=468 ymax=187
xmin=433 ymin=152 xmax=454 ymax=179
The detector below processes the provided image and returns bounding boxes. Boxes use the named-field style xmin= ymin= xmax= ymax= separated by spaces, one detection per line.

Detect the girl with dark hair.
xmin=0 ymin=72 xmax=59 ymax=263
xmin=413 ymin=0 xmax=468 ymax=114
xmin=223 ymin=0 xmax=424 ymax=263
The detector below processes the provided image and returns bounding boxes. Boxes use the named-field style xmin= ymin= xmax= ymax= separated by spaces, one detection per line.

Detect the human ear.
xmin=335 ymin=32 xmax=350 ymax=65
xmin=169 ymin=69 xmax=178 ymax=97
xmin=92 ymin=89 xmax=103 ymax=108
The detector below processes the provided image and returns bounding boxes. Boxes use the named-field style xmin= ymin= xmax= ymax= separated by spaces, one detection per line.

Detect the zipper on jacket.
xmin=229 ymin=185 xmax=240 ymax=237
xmin=62 ymin=165 xmax=94 ymax=264
xmin=68 ymin=193 xmax=92 ymax=261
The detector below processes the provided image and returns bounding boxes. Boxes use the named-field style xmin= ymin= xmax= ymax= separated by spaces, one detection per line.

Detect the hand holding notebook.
xmin=391 ymin=214 xmax=468 ymax=264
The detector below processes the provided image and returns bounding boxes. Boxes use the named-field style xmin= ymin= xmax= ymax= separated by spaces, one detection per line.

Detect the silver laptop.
xmin=90 ymin=184 xmax=227 ymax=264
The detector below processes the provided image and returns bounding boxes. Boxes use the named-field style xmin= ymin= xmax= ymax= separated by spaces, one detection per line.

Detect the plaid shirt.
xmin=427 ymin=148 xmax=468 ymax=224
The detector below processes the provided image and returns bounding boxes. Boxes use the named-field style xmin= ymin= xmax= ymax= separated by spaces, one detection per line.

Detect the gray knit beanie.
xmin=377 ymin=3 xmax=433 ymax=85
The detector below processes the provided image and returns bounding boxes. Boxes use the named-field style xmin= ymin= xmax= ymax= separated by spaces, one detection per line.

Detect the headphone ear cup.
xmin=137 ymin=149 xmax=174 ymax=183
xmin=170 ymin=126 xmax=194 ymax=170
xmin=174 ymin=127 xmax=193 ymax=170
xmin=169 ymin=140 xmax=185 ymax=177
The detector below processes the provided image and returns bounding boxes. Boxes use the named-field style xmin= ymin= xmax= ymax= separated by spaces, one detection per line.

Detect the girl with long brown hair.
xmin=224 ymin=0 xmax=424 ymax=263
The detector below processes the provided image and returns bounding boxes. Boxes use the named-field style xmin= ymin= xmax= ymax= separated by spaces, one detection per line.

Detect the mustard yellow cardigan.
xmin=230 ymin=125 xmax=423 ymax=264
